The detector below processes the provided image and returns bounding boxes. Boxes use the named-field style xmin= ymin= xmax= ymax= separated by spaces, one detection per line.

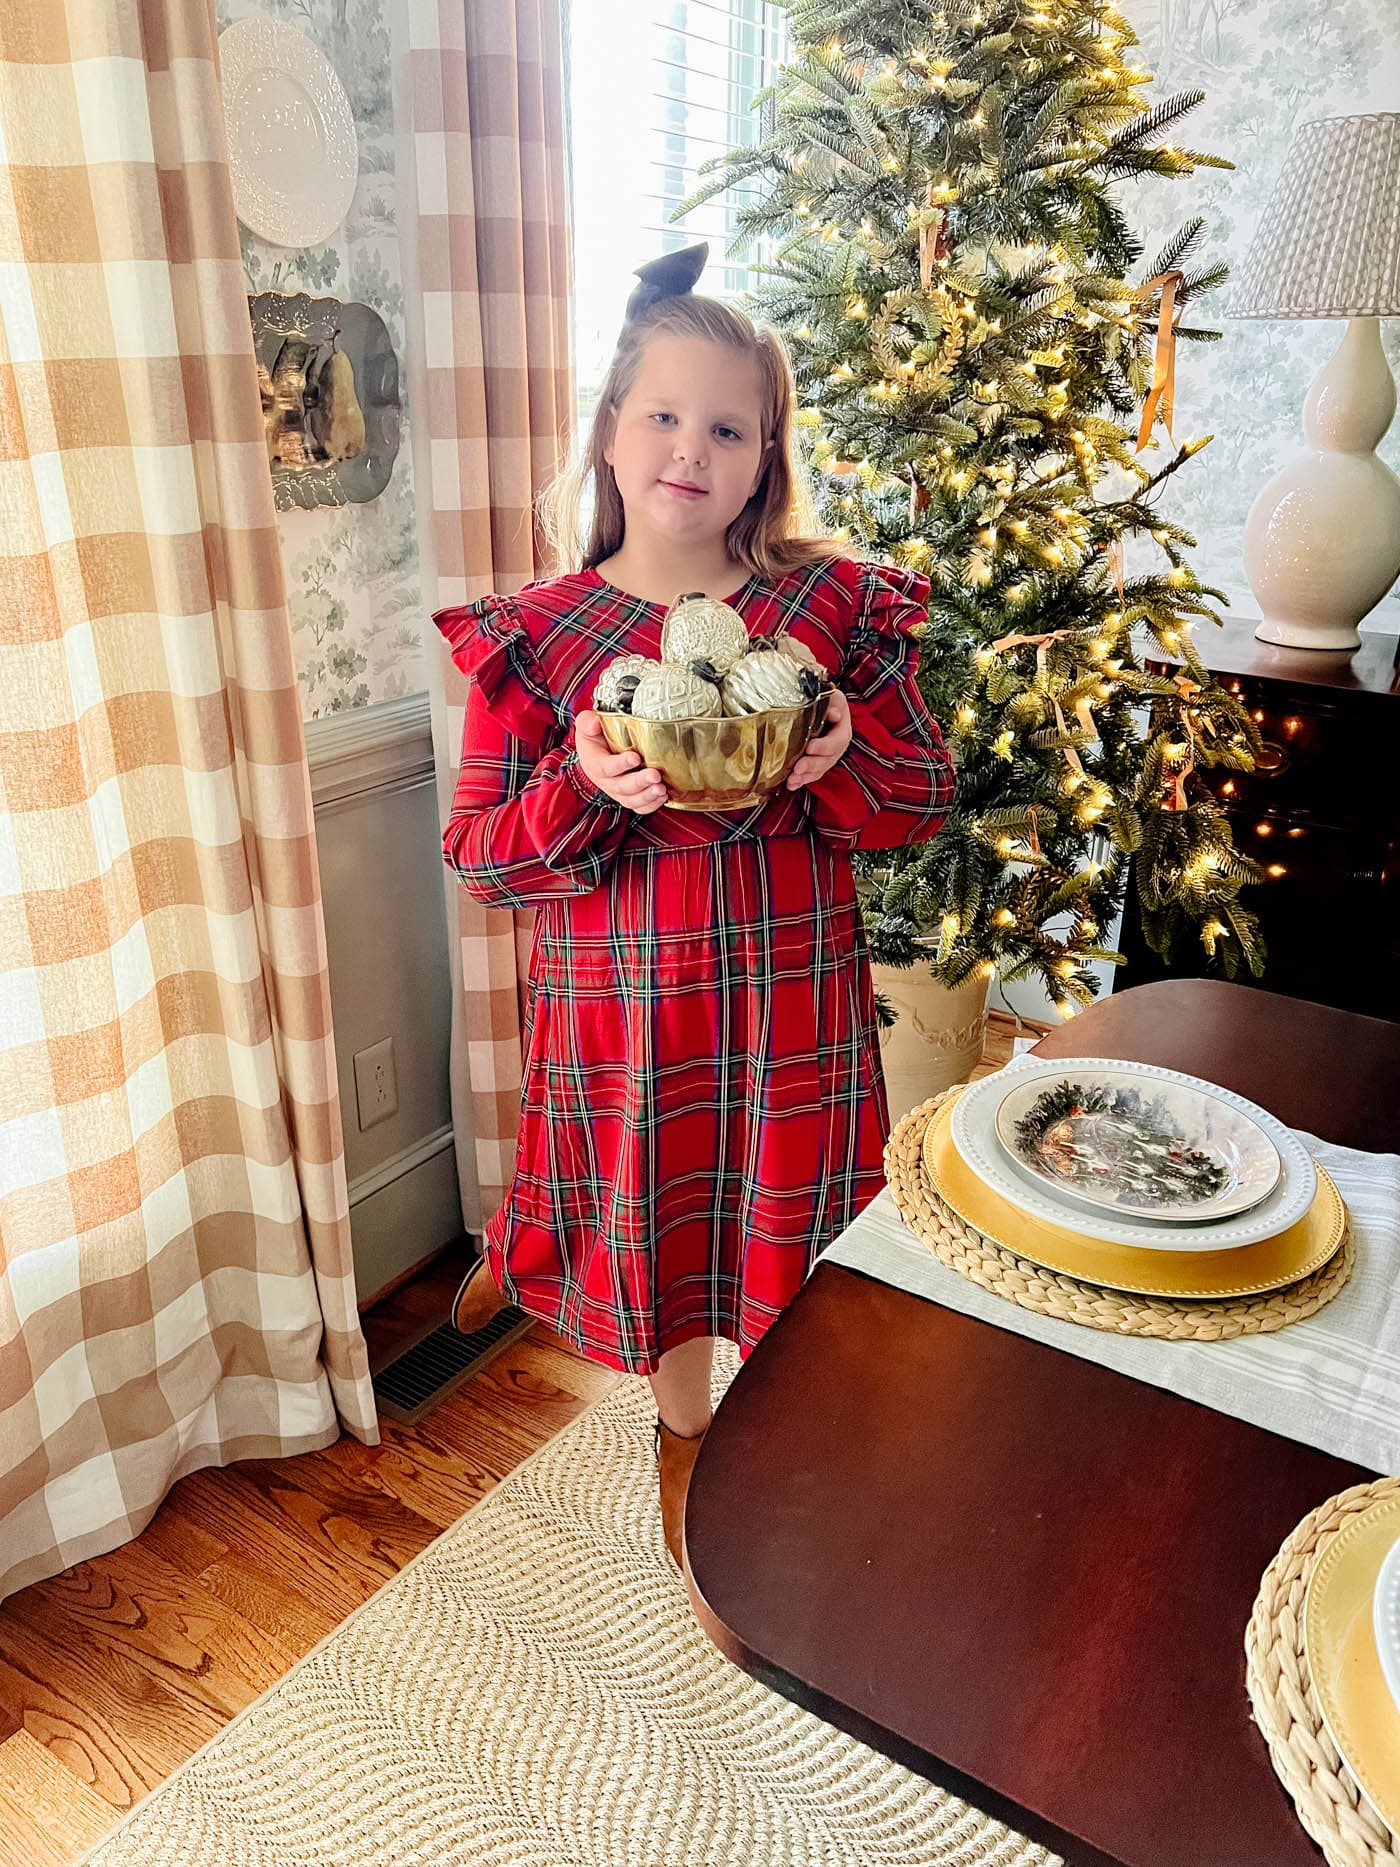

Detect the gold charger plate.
xmin=1303 ymin=1497 xmax=1400 ymax=1838
xmin=923 ymin=1098 xmax=1345 ymax=1299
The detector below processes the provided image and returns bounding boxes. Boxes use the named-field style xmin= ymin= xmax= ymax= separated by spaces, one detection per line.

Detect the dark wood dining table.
xmin=683 ymin=979 xmax=1400 ymax=1867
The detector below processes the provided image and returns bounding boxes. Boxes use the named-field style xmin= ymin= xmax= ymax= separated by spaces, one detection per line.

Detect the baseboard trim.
xmin=347 ymin=1123 xmax=456 ymax=1208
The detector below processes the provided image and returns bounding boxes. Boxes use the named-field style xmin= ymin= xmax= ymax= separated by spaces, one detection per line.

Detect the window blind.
xmin=568 ymin=0 xmax=788 ymax=410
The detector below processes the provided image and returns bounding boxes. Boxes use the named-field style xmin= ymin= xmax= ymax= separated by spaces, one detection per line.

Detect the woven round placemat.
xmin=885 ymin=1088 xmax=1353 ymax=1340
xmin=1246 ymin=1477 xmax=1400 ymax=1865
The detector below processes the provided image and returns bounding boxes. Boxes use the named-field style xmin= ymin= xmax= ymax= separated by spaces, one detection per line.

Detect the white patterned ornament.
xmin=629 ymin=663 xmax=724 ymax=722
xmin=659 ymin=593 xmax=752 ymax=674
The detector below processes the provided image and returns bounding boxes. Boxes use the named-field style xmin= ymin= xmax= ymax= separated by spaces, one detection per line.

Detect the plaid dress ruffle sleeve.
xmin=436 ymin=592 xmax=632 ymax=907
xmin=434 ymin=556 xmax=953 ymax=1374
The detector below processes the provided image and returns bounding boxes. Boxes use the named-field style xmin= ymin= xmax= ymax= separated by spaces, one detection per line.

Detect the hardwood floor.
xmin=0 ymin=1013 xmax=1039 ymax=1865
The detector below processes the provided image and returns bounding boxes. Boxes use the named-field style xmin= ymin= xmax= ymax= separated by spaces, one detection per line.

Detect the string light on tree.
xmin=690 ymin=0 xmax=1262 ymax=1003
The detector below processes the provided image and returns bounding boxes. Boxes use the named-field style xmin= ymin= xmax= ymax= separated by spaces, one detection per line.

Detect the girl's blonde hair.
xmin=540 ymin=291 xmax=849 ymax=579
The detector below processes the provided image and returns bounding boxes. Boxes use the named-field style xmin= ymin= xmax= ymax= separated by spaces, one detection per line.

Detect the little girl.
xmin=433 ymin=241 xmax=954 ymax=1570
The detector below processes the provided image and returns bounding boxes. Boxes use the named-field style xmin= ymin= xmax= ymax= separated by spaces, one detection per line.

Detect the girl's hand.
xmin=575 ymin=709 xmax=669 ymax=813
xmin=785 ymin=689 xmax=853 ymax=790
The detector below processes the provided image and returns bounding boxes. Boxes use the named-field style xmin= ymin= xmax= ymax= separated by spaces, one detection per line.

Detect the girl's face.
xmin=604 ymin=333 xmax=770 ymax=551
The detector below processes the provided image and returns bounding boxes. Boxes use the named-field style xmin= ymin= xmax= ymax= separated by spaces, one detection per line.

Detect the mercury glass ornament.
xmin=721 ymin=646 xmax=819 ymax=716
xmin=774 ymin=632 xmax=829 ymax=679
xmin=629 ymin=660 xmax=725 ymax=722
xmin=594 ymin=652 xmax=658 ymax=713
xmin=659 ymin=591 xmax=751 ymax=675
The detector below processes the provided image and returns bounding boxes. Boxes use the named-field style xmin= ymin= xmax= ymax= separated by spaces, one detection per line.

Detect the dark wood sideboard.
xmin=1117 ymin=614 xmax=1400 ymax=1021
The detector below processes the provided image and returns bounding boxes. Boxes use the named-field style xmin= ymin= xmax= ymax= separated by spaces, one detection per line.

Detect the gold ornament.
xmin=721 ymin=646 xmax=816 ymax=716
xmin=774 ymin=632 xmax=829 ymax=679
xmin=869 ymin=285 xmax=966 ymax=394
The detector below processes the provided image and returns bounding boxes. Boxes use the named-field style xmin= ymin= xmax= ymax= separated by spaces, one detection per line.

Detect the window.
xmin=567 ymin=0 xmax=788 ymax=420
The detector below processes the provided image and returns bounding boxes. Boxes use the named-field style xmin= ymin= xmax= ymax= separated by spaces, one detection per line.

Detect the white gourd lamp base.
xmin=1244 ymin=317 xmax=1400 ymax=653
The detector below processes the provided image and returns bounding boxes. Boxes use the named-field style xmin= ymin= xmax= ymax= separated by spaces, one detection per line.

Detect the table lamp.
xmin=1227 ymin=112 xmax=1400 ymax=651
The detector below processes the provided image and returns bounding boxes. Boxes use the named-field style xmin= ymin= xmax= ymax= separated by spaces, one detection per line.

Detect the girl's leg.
xmin=647 ymin=1335 xmax=716 ymax=1438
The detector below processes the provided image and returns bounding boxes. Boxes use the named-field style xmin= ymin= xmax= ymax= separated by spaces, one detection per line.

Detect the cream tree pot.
xmin=870 ymin=962 xmax=992 ymax=1120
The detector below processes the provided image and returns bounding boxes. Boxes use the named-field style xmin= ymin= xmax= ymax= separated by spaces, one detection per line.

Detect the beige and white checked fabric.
xmin=0 ymin=0 xmax=377 ymax=1605
xmin=407 ymin=0 xmax=574 ymax=1235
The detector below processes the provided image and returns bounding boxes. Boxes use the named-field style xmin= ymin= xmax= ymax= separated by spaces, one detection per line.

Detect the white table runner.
xmin=819 ymin=1085 xmax=1400 ymax=1475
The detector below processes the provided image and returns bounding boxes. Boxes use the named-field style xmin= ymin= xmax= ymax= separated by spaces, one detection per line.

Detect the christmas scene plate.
xmin=924 ymin=1098 xmax=1344 ymax=1300
xmin=1303 ymin=1497 xmax=1400 ymax=1838
xmin=993 ymin=1066 xmax=1281 ymax=1223
xmin=949 ymin=1060 xmax=1317 ymax=1252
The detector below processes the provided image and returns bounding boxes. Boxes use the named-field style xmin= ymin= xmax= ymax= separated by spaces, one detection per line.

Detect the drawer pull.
xmin=1254 ymin=740 xmax=1289 ymax=775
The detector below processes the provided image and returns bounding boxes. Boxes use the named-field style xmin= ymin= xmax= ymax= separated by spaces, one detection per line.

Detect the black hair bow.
xmin=622 ymin=241 xmax=709 ymax=324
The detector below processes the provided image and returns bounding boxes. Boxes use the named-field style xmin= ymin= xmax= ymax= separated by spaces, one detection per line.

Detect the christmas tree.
xmin=684 ymin=0 xmax=1264 ymax=1018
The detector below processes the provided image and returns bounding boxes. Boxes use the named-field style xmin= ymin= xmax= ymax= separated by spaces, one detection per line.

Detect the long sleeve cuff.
xmin=562 ymin=753 xmax=626 ymax=813
xmin=446 ymin=742 xmax=630 ymax=909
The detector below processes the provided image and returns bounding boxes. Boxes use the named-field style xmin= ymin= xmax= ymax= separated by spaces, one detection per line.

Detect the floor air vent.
xmin=372 ymin=1307 xmax=532 ymax=1426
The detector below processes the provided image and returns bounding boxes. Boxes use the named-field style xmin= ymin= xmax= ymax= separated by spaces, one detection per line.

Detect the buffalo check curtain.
xmin=0 ymin=1 xmax=377 ymax=1605
xmin=408 ymin=0 xmax=574 ymax=1234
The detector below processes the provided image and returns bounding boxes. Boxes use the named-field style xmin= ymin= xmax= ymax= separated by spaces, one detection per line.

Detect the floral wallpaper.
xmin=214 ymin=0 xmax=1400 ymax=721
xmin=217 ymin=0 xmax=426 ymax=716
xmin=1122 ymin=0 xmax=1400 ymax=629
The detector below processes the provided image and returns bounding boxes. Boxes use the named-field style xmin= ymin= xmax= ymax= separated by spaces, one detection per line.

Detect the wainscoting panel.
xmin=310 ymin=696 xmax=465 ymax=1302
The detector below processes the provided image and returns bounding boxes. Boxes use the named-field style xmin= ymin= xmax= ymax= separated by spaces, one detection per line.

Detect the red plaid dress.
xmin=435 ymin=555 xmax=953 ymax=1374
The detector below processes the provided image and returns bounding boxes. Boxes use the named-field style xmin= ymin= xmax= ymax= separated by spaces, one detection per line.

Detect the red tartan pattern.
xmin=434 ymin=555 xmax=954 ymax=1374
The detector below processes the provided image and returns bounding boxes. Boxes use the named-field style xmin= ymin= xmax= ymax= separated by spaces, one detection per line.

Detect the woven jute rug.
xmin=886 ymin=1091 xmax=1353 ymax=1340
xmin=76 ymin=1343 xmax=1057 ymax=1867
xmin=1246 ymin=1477 xmax=1400 ymax=1866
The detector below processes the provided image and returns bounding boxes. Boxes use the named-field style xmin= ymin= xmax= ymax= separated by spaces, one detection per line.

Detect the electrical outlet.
xmin=353 ymin=1037 xmax=398 ymax=1131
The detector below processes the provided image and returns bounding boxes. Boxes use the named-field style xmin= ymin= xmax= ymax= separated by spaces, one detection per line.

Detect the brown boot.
xmin=450 ymin=1256 xmax=511 ymax=1337
xmin=654 ymin=1415 xmax=711 ymax=1570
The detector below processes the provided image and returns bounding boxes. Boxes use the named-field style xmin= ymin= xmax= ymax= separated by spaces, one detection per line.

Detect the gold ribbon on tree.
xmin=1165 ymin=671 xmax=1200 ymax=811
xmin=989 ymin=626 xmax=1097 ymax=787
xmin=1107 ymin=268 xmax=1185 ymax=603
xmin=919 ymin=184 xmax=946 ymax=290
xmin=1135 ymin=269 xmax=1183 ymax=451
xmin=990 ymin=628 xmax=1076 ymax=654
xmin=1105 ymin=538 xmax=1126 ymax=607
xmin=1114 ymin=265 xmax=1202 ymax=826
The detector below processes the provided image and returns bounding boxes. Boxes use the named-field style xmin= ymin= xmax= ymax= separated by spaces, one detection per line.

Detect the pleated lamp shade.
xmin=1229 ymin=113 xmax=1400 ymax=320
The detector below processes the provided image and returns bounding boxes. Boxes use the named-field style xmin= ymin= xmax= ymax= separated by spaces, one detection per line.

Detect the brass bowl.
xmin=597 ymin=691 xmax=830 ymax=811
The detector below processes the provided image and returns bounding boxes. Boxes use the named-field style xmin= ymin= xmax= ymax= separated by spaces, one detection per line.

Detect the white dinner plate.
xmin=950 ymin=1058 xmax=1317 ymax=1252
xmin=1375 ymin=1533 xmax=1400 ymax=1718
xmin=220 ymin=19 xmax=358 ymax=249
xmin=994 ymin=1065 xmax=1281 ymax=1223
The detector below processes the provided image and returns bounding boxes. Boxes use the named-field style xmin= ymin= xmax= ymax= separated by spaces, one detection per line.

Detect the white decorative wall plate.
xmin=220 ymin=18 xmax=358 ymax=248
